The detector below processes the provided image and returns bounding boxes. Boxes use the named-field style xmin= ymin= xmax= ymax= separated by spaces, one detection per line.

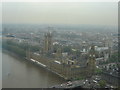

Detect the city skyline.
xmin=1 ymin=1 xmax=119 ymax=88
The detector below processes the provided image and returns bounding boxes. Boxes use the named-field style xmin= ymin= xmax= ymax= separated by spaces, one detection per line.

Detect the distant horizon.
xmin=1 ymin=23 xmax=118 ymax=33
xmin=1 ymin=23 xmax=118 ymax=27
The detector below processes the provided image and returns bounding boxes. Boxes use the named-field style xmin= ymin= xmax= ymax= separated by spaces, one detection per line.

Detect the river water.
xmin=2 ymin=52 xmax=65 ymax=88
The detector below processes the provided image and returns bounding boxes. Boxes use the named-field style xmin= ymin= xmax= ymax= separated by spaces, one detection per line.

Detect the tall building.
xmin=44 ymin=32 xmax=53 ymax=53
xmin=87 ymin=45 xmax=96 ymax=77
xmin=56 ymin=47 xmax=62 ymax=59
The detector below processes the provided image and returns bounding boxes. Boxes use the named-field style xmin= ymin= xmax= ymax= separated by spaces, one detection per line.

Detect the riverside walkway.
xmin=50 ymin=80 xmax=85 ymax=88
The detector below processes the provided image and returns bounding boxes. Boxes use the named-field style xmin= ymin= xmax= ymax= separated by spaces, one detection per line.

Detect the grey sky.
xmin=0 ymin=3 xmax=1 ymax=14
xmin=2 ymin=2 xmax=118 ymax=26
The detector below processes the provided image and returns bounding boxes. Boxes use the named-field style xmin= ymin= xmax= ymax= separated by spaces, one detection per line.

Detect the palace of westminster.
xmin=26 ymin=31 xmax=109 ymax=80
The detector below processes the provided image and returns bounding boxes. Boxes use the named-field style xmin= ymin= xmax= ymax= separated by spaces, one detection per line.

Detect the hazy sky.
xmin=0 ymin=3 xmax=2 ymax=24
xmin=2 ymin=2 xmax=118 ymax=26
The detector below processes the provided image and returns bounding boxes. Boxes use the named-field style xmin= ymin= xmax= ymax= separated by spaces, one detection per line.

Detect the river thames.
xmin=2 ymin=51 xmax=65 ymax=88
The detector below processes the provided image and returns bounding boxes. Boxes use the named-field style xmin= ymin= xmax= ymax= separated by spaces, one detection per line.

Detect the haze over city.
xmin=2 ymin=2 xmax=118 ymax=26
xmin=1 ymin=1 xmax=119 ymax=89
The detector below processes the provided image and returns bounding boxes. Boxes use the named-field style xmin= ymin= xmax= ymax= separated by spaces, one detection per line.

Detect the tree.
xmin=109 ymin=52 xmax=118 ymax=63
xmin=95 ymin=68 xmax=102 ymax=75
xmin=62 ymin=46 xmax=72 ymax=53
xmin=99 ymin=80 xmax=106 ymax=88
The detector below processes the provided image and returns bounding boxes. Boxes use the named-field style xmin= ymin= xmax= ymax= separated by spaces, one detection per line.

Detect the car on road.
xmin=67 ymin=81 xmax=72 ymax=86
